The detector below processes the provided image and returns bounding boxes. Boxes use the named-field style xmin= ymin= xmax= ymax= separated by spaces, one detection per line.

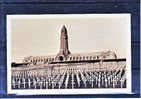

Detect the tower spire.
xmin=56 ymin=25 xmax=71 ymax=61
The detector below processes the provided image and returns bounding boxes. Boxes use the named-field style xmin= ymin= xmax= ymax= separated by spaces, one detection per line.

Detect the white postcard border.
xmin=7 ymin=14 xmax=132 ymax=95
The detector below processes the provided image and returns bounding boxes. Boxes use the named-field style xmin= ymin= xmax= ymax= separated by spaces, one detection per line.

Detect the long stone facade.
xmin=11 ymin=25 xmax=126 ymax=89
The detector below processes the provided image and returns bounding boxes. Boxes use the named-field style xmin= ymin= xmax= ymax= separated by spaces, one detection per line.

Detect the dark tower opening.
xmin=59 ymin=56 xmax=63 ymax=61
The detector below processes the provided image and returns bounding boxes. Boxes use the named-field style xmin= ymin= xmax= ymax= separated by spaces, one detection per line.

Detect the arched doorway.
xmin=59 ymin=56 xmax=63 ymax=61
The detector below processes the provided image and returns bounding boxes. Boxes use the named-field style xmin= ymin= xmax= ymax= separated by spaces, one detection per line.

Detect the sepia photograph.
xmin=7 ymin=14 xmax=131 ymax=94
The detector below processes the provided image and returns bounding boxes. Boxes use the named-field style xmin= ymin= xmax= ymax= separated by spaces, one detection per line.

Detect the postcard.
xmin=7 ymin=14 xmax=131 ymax=94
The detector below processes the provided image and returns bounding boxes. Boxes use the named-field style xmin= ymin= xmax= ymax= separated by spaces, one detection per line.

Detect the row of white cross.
xmin=11 ymin=69 xmax=126 ymax=89
xmin=12 ymin=62 xmax=125 ymax=77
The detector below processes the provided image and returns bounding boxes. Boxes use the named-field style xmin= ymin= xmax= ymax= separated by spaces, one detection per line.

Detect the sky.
xmin=8 ymin=14 xmax=131 ymax=62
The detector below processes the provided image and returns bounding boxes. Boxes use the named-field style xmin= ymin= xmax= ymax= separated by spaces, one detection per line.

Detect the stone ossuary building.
xmin=11 ymin=25 xmax=126 ymax=89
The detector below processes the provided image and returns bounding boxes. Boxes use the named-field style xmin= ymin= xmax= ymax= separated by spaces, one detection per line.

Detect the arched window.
xmin=70 ymin=57 xmax=72 ymax=61
xmin=83 ymin=56 xmax=85 ymax=60
xmin=46 ymin=59 xmax=48 ymax=62
xmin=90 ymin=56 xmax=92 ymax=60
xmin=93 ymin=56 xmax=96 ymax=60
xmin=44 ymin=58 xmax=46 ymax=62
xmin=41 ymin=59 xmax=43 ymax=62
